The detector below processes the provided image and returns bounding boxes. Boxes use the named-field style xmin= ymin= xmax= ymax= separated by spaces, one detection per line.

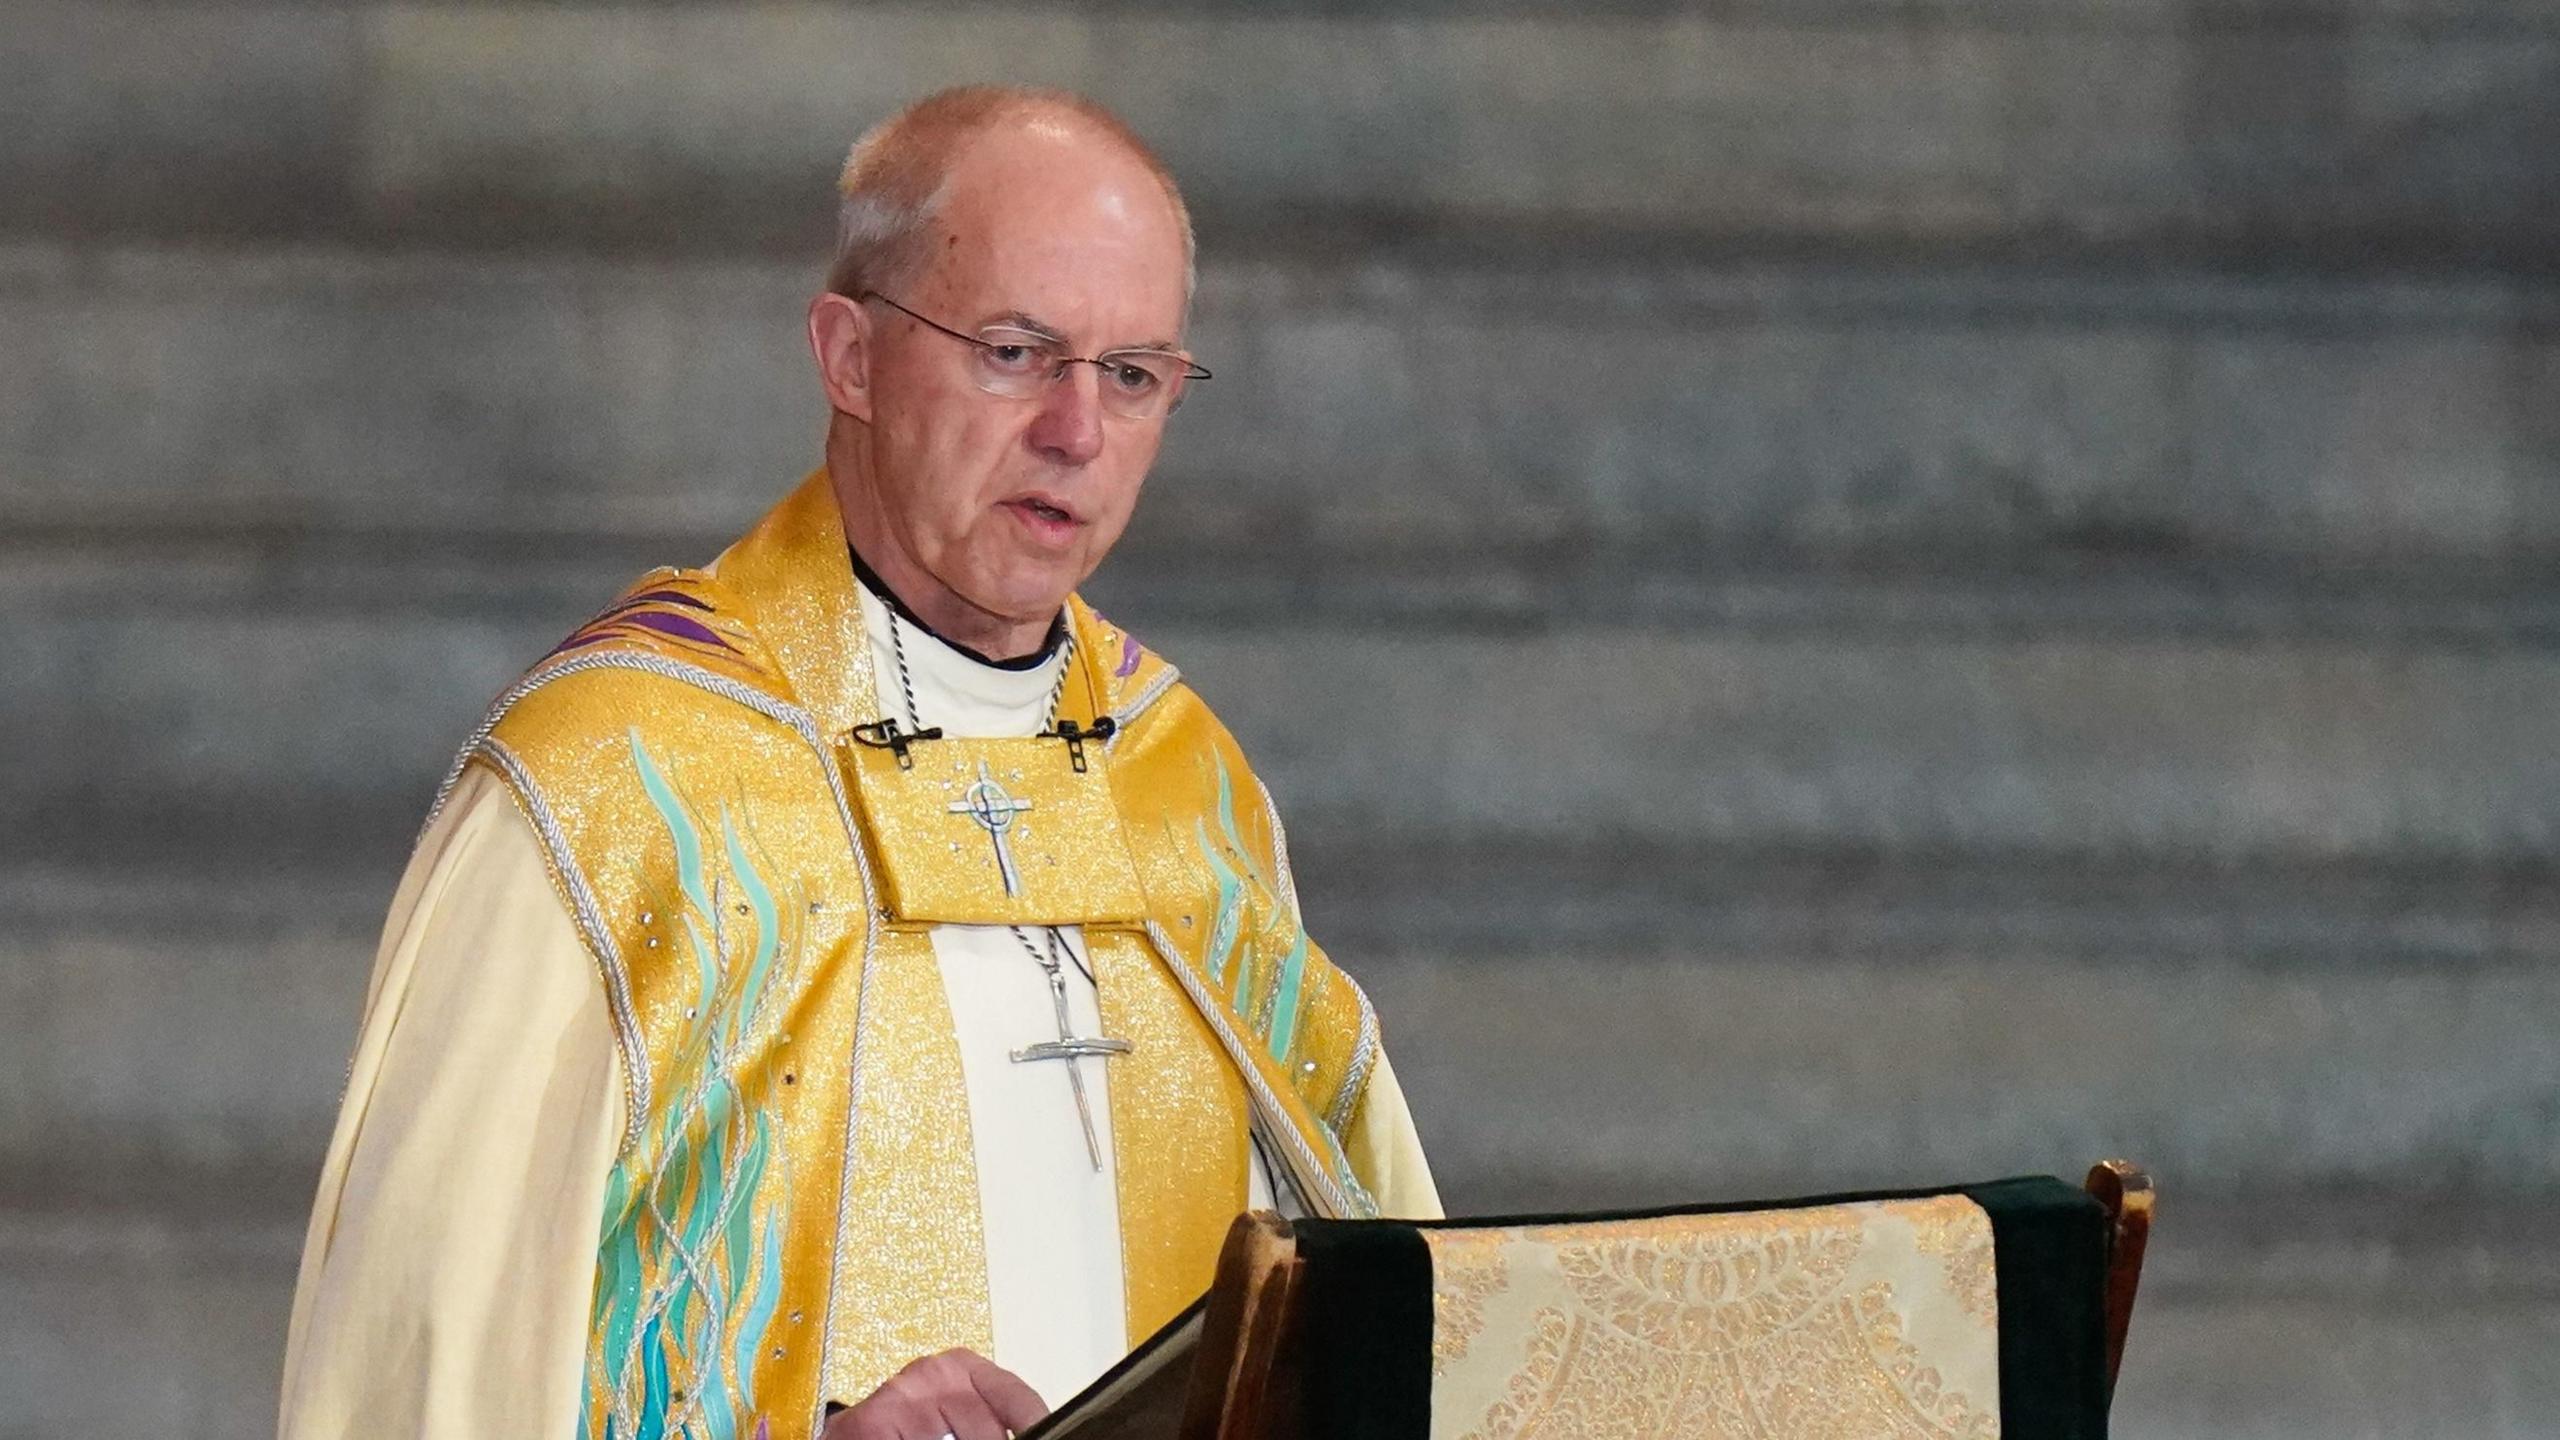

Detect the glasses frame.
xmin=858 ymin=291 xmax=1211 ymax=417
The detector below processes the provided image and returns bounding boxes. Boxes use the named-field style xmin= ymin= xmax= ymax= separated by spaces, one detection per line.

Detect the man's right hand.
xmin=822 ymin=1348 xmax=1051 ymax=1440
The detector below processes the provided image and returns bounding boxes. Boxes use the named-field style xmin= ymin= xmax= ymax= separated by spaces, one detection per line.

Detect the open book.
xmin=1017 ymin=1298 xmax=1205 ymax=1440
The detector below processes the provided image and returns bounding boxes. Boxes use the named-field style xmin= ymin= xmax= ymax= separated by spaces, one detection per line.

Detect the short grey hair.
xmin=823 ymin=85 xmax=1196 ymax=311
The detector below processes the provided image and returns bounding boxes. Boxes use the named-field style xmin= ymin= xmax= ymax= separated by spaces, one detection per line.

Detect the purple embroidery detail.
xmin=622 ymin=609 xmax=734 ymax=651
xmin=538 ymin=583 xmax=756 ymax=670
xmin=589 ymin=589 xmax=715 ymax=626
xmin=1115 ymin=630 xmax=1143 ymax=679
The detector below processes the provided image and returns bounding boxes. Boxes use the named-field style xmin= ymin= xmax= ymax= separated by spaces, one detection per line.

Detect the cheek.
xmin=1098 ymin=436 xmax=1162 ymax=517
xmin=883 ymin=404 xmax=1019 ymax=525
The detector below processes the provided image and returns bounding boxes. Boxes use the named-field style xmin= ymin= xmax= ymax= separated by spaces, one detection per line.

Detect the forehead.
xmin=914 ymin=121 xmax=1188 ymax=343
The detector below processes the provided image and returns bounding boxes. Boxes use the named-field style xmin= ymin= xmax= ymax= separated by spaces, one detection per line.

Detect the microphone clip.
xmin=1045 ymin=716 xmax=1118 ymax=773
xmin=843 ymin=717 xmax=944 ymax=769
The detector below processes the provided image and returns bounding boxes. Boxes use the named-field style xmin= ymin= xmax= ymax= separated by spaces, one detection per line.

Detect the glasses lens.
xmin=1093 ymin=353 xmax=1187 ymax=419
xmin=969 ymin=330 xmax=1064 ymax=399
xmin=960 ymin=327 xmax=1195 ymax=419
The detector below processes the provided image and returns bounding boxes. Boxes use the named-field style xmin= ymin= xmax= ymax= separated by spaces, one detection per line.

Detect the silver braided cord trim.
xmin=1254 ymin=775 xmax=1303 ymax=923
xmin=1141 ymin=918 xmax=1353 ymax=1219
xmin=412 ymin=643 xmax=897 ymax=1424
xmin=428 ymin=650 xmax=886 ymax=1157
xmin=774 ymin=661 xmax=892 ymax=1440
xmin=849 ymin=601 xmax=1125 ymax=1422
xmin=1253 ymin=756 xmax=1372 ymax=1140
xmin=473 ymin=735 xmax=654 ymax=1156
xmin=421 ymin=649 xmax=821 ymax=833
xmin=1104 ymin=663 xmax=1182 ymax=749
xmin=1329 ymin=983 xmax=1382 ymax=1137
xmin=419 ymin=653 xmax=601 ymax=838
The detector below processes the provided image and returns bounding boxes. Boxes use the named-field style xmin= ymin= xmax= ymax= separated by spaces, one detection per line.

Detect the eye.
xmin=1107 ymin=361 xmax=1163 ymax=394
xmin=984 ymin=343 xmax=1044 ymax=373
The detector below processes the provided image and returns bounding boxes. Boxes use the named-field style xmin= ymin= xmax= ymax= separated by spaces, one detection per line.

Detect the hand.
xmin=821 ymin=1348 xmax=1050 ymax=1440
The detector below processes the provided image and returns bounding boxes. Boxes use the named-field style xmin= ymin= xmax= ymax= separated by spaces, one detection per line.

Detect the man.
xmin=276 ymin=86 xmax=1438 ymax=1440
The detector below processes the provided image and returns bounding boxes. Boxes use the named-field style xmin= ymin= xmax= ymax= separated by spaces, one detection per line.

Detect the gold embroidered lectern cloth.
xmin=1427 ymin=1196 xmax=2002 ymax=1439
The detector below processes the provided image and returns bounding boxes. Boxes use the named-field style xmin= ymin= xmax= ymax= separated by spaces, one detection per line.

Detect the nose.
xmin=1025 ymin=363 xmax=1105 ymax=467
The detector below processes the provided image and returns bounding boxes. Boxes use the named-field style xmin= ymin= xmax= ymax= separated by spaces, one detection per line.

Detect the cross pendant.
xmin=948 ymin=759 xmax=1035 ymax=896
xmin=1008 ymin=931 xmax=1134 ymax=1171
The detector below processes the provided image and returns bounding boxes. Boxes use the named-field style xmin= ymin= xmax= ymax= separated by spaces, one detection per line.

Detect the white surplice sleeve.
xmin=1348 ymin=1051 xmax=1444 ymax=1220
xmin=276 ymin=764 xmax=623 ymax=1439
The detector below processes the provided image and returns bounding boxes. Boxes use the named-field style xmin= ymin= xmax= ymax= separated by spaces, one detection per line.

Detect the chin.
xmin=970 ymin=569 xmax=1081 ymax=624
xmin=1017 ymin=549 xmax=1098 ymax=599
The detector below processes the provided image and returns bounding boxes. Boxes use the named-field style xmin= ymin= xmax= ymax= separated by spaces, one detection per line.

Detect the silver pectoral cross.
xmin=948 ymin=759 xmax=1035 ymax=896
xmin=1009 ymin=929 xmax=1134 ymax=1171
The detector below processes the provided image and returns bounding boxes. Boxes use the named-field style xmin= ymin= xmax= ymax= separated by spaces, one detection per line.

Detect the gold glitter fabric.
xmin=1424 ymin=1196 xmax=2003 ymax=1440
xmin=451 ymin=472 xmax=1393 ymax=1438
xmin=843 ymin=734 xmax=1147 ymax=927
xmin=1088 ymin=927 xmax=1252 ymax=1339
xmin=482 ymin=653 xmax=894 ymax=1439
xmin=814 ymin=927 xmax=993 ymax=1408
xmin=1100 ymin=670 xmax=1383 ymax=1220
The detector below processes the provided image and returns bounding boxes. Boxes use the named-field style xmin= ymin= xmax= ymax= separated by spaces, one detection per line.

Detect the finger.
xmin=843 ymin=1391 xmax=939 ymax=1440
xmin=958 ymin=1353 xmax=1051 ymax=1433
xmin=932 ymin=1393 xmax=1010 ymax=1440
xmin=814 ymin=1403 xmax=871 ymax=1439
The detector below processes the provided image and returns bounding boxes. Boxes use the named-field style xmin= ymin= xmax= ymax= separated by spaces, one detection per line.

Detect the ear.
xmin=807 ymin=292 xmax=875 ymax=423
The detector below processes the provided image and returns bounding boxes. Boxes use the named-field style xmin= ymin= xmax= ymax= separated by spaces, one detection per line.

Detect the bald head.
xmin=824 ymin=86 xmax=1195 ymax=310
xmin=804 ymin=86 xmax=1200 ymax=662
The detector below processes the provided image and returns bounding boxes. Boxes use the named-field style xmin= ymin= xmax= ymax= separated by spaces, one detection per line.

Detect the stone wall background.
xmin=5 ymin=4 xmax=2558 ymax=1435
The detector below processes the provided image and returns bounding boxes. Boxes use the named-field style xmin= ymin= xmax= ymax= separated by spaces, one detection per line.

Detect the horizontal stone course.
xmin=2 ymin=1220 xmax=298 ymax=1440
xmin=9 ymin=246 xmax=2559 ymax=565
xmin=0 ymin=922 xmax=360 ymax=1200
xmin=14 ymin=531 xmax=2560 ymax=652
xmin=9 ymin=4 xmax=2559 ymax=263
xmin=1287 ymin=839 xmax=2560 ymax=965
xmin=14 ymin=828 xmax=2557 ymax=966
xmin=2 ymin=6 xmax=362 ymax=242
xmin=1369 ymin=953 xmax=2560 ymax=1203
xmin=9 ymin=608 xmax=2559 ymax=865
xmin=12 ymin=919 xmax=2560 ymax=1207
xmin=49 ymin=0 xmax=2560 ymax=20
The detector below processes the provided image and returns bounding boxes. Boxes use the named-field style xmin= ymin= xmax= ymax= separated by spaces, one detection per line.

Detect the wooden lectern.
xmin=1026 ymin=1161 xmax=2153 ymax=1440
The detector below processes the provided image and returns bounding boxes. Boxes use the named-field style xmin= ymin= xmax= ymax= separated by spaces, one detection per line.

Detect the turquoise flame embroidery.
xmin=1195 ymin=820 xmax=1244 ymax=989
xmin=583 ymin=733 xmax=792 ymax=1440
xmin=1265 ymin=929 xmax=1309 ymax=1064
xmin=1189 ymin=755 xmax=1312 ymax=1065
xmin=1183 ymin=753 xmax=1371 ymax=1214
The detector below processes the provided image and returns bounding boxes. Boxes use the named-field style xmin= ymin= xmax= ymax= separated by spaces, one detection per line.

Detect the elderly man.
xmin=276 ymin=86 xmax=1438 ymax=1440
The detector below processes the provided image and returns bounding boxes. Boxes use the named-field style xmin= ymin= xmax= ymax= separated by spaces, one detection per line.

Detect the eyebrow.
xmin=985 ymin=310 xmax=1181 ymax=354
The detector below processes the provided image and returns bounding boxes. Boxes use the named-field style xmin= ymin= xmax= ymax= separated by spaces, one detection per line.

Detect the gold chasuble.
xmin=430 ymin=474 xmax=1384 ymax=1439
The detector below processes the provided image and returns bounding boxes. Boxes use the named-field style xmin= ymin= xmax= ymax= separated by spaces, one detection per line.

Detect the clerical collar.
xmin=846 ymin=544 xmax=1067 ymax=673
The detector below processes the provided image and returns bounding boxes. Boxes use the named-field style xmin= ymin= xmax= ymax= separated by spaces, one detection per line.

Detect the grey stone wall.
xmin=6 ymin=3 xmax=2557 ymax=1436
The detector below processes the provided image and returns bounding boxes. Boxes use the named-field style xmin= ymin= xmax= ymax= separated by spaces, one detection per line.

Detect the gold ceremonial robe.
xmin=276 ymin=472 xmax=1436 ymax=1440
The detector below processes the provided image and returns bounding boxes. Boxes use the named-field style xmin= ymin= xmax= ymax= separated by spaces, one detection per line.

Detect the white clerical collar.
xmin=853 ymin=569 xmax=1064 ymax=740
xmin=848 ymin=545 xmax=1067 ymax=670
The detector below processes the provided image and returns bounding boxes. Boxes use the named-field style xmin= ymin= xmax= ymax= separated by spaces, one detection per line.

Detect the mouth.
xmin=1001 ymin=492 xmax=1083 ymax=541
